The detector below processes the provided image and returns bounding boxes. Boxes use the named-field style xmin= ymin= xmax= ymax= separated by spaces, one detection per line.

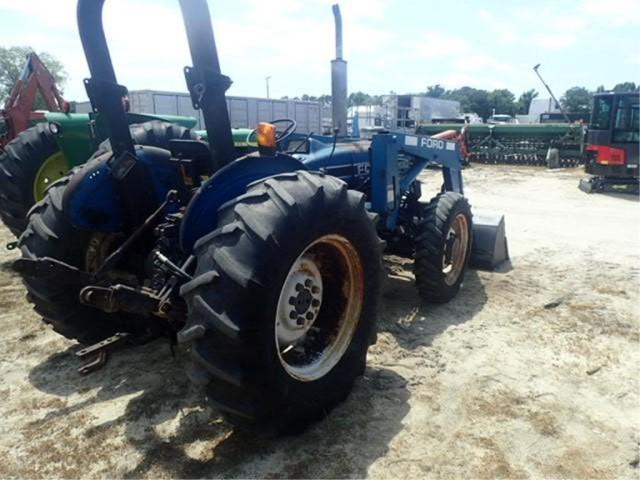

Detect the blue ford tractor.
xmin=14 ymin=0 xmax=506 ymax=430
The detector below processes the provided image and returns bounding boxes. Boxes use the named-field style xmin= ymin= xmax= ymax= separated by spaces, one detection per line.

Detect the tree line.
xmin=285 ymin=82 xmax=639 ymax=120
xmin=2 ymin=46 xmax=637 ymax=121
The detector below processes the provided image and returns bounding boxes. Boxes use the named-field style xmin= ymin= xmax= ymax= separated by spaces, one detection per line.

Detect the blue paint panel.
xmin=66 ymin=146 xmax=182 ymax=232
xmin=67 ymin=160 xmax=121 ymax=231
xmin=293 ymin=136 xmax=371 ymax=189
xmin=179 ymin=154 xmax=306 ymax=253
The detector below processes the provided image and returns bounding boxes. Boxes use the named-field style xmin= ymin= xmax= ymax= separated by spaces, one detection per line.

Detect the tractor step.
xmin=75 ymin=332 xmax=130 ymax=375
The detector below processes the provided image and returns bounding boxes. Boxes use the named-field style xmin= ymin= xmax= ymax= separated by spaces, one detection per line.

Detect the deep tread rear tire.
xmin=16 ymin=121 xmax=191 ymax=343
xmin=414 ymin=192 xmax=473 ymax=303
xmin=18 ymin=170 xmax=150 ymax=344
xmin=96 ymin=120 xmax=194 ymax=154
xmin=179 ymin=171 xmax=382 ymax=431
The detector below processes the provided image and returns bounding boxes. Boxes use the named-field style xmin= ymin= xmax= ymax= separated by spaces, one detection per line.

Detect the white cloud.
xmin=0 ymin=0 xmax=635 ymax=102
xmin=411 ymin=34 xmax=469 ymax=60
xmin=582 ymin=0 xmax=640 ymax=26
xmin=533 ymin=33 xmax=578 ymax=49
xmin=452 ymin=55 xmax=512 ymax=73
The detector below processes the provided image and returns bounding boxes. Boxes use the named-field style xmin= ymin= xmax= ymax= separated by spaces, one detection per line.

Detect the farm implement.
xmin=416 ymin=122 xmax=585 ymax=167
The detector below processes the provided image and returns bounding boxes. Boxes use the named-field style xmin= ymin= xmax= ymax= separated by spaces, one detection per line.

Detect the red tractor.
xmin=580 ymin=91 xmax=639 ymax=193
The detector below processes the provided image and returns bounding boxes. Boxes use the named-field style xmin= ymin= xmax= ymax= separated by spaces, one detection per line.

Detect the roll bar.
xmin=76 ymin=0 xmax=236 ymax=172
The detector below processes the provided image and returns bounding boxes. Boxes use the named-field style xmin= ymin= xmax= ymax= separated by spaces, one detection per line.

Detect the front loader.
xmin=14 ymin=0 xmax=507 ymax=430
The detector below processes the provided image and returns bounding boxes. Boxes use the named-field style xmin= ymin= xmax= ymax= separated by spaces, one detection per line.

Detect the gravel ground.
xmin=0 ymin=164 xmax=638 ymax=479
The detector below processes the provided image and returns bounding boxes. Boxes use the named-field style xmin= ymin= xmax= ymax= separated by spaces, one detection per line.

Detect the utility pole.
xmin=265 ymin=76 xmax=271 ymax=99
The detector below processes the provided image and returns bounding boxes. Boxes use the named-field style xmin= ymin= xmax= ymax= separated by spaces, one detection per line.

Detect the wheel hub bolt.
xmin=304 ymin=279 xmax=312 ymax=288
xmin=297 ymin=316 xmax=305 ymax=326
xmin=311 ymin=286 xmax=320 ymax=294
xmin=305 ymin=312 xmax=314 ymax=321
xmin=312 ymin=299 xmax=320 ymax=307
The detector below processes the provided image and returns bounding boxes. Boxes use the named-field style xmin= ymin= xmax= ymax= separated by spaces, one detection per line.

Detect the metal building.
xmin=381 ymin=95 xmax=462 ymax=130
xmin=76 ymin=90 xmax=325 ymax=134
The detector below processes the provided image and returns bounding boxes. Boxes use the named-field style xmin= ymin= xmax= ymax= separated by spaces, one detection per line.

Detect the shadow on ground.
xmin=599 ymin=191 xmax=639 ymax=202
xmin=25 ymin=255 xmax=488 ymax=477
xmin=379 ymin=256 xmax=488 ymax=350
xmin=29 ymin=340 xmax=409 ymax=478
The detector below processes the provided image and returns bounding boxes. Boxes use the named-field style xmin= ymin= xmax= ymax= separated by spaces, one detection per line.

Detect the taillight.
xmin=586 ymin=144 xmax=626 ymax=165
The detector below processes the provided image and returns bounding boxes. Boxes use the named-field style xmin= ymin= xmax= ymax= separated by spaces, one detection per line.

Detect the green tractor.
xmin=0 ymin=111 xmax=256 ymax=237
xmin=0 ymin=54 xmax=255 ymax=237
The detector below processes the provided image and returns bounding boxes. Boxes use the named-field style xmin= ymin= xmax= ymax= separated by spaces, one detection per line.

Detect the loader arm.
xmin=1 ymin=53 xmax=69 ymax=147
xmin=370 ymin=132 xmax=464 ymax=230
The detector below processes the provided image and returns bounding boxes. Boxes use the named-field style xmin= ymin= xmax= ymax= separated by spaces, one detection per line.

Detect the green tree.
xmin=444 ymin=87 xmax=492 ymax=120
xmin=596 ymin=85 xmax=606 ymax=93
xmin=317 ymin=94 xmax=332 ymax=105
xmin=0 ymin=46 xmax=67 ymax=107
xmin=425 ymin=84 xmax=445 ymax=98
xmin=489 ymin=89 xmax=517 ymax=116
xmin=516 ymin=89 xmax=539 ymax=114
xmin=348 ymin=91 xmax=372 ymax=107
xmin=561 ymin=86 xmax=592 ymax=113
xmin=612 ymin=82 xmax=639 ymax=92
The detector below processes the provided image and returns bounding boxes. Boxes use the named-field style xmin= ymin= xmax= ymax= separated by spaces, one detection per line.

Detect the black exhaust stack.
xmin=331 ymin=4 xmax=347 ymax=137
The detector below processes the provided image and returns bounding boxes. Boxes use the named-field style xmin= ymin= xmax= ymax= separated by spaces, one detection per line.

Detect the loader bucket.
xmin=470 ymin=211 xmax=509 ymax=270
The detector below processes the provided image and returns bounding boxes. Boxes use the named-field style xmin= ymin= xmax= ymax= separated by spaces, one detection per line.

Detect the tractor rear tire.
xmin=0 ymin=121 xmax=193 ymax=238
xmin=18 ymin=168 xmax=151 ymax=345
xmin=414 ymin=192 xmax=473 ymax=303
xmin=179 ymin=171 xmax=382 ymax=431
xmin=0 ymin=123 xmax=63 ymax=237
xmin=96 ymin=120 xmax=195 ymax=154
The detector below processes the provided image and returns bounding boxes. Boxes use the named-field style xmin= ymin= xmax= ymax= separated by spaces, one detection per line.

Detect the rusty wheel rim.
xmin=443 ymin=213 xmax=469 ymax=286
xmin=275 ymin=234 xmax=364 ymax=382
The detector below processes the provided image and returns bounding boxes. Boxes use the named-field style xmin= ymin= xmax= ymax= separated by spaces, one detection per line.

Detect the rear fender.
xmin=62 ymin=145 xmax=181 ymax=231
xmin=180 ymin=154 xmax=306 ymax=253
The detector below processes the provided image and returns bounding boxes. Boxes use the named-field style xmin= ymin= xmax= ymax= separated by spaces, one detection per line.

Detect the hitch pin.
xmin=154 ymin=251 xmax=192 ymax=281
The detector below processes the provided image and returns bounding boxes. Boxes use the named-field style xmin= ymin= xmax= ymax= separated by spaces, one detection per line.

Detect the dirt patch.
xmin=0 ymin=164 xmax=638 ymax=478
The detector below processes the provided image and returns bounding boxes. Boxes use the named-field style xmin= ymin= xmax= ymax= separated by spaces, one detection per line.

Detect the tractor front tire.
xmin=179 ymin=171 xmax=382 ymax=431
xmin=414 ymin=192 xmax=473 ymax=303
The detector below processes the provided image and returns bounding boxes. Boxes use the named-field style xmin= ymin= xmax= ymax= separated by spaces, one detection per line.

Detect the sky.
xmin=1 ymin=0 xmax=638 ymax=102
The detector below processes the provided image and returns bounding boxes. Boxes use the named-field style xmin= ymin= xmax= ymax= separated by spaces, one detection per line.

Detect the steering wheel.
xmin=247 ymin=118 xmax=297 ymax=147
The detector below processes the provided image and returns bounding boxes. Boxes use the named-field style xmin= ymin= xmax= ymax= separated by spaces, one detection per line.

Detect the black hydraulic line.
xmin=533 ymin=64 xmax=571 ymax=123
